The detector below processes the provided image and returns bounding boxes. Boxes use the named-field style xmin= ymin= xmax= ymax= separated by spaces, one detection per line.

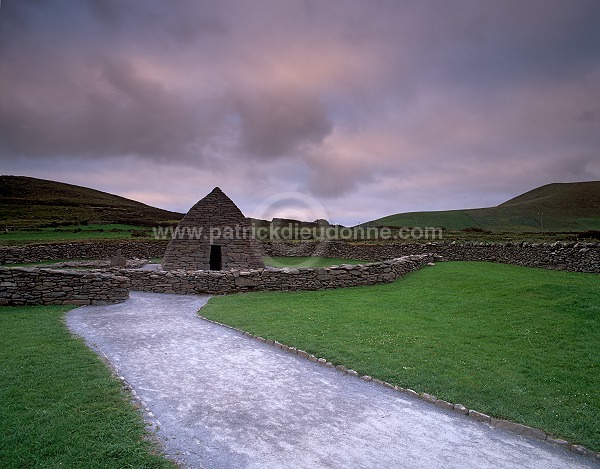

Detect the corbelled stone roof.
xmin=162 ymin=187 xmax=264 ymax=271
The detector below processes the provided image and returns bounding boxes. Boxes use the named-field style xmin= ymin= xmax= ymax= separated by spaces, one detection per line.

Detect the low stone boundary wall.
xmin=262 ymin=241 xmax=600 ymax=273
xmin=34 ymin=259 xmax=149 ymax=270
xmin=120 ymin=255 xmax=435 ymax=295
xmin=2 ymin=239 xmax=599 ymax=274
xmin=0 ymin=267 xmax=130 ymax=306
xmin=0 ymin=240 xmax=168 ymax=265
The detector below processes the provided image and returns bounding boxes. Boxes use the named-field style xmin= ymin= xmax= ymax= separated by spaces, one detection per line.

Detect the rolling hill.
xmin=0 ymin=175 xmax=184 ymax=228
xmin=3 ymin=176 xmax=599 ymax=234
xmin=366 ymin=181 xmax=600 ymax=232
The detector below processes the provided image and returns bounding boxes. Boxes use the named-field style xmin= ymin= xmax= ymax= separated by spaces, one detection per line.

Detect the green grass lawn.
xmin=0 ymin=305 xmax=174 ymax=468
xmin=1 ymin=224 xmax=595 ymax=247
xmin=3 ymin=259 xmax=82 ymax=267
xmin=201 ymin=261 xmax=600 ymax=451
xmin=264 ymin=256 xmax=365 ymax=268
xmin=0 ymin=224 xmax=153 ymax=244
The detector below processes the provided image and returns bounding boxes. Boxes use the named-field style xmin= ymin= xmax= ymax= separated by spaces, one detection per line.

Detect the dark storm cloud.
xmin=0 ymin=0 xmax=339 ymax=162
xmin=0 ymin=54 xmax=219 ymax=160
xmin=234 ymin=87 xmax=333 ymax=159
xmin=579 ymin=108 xmax=600 ymax=123
xmin=1 ymin=0 xmax=599 ymax=221
xmin=0 ymin=0 xmax=233 ymax=162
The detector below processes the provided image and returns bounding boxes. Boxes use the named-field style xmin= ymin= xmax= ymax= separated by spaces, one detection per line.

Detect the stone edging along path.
xmin=197 ymin=313 xmax=600 ymax=462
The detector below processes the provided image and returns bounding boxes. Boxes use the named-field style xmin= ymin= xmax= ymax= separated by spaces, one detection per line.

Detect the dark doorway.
xmin=209 ymin=245 xmax=222 ymax=271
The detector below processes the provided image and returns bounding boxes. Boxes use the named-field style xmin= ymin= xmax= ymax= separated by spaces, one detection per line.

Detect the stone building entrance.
xmin=209 ymin=245 xmax=222 ymax=271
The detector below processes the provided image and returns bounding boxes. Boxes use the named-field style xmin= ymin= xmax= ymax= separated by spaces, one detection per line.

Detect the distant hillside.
xmin=0 ymin=176 xmax=184 ymax=228
xmin=366 ymin=181 xmax=600 ymax=232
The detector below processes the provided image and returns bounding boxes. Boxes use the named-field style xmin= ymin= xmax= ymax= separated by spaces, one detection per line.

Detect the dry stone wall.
xmin=0 ymin=241 xmax=168 ymax=265
xmin=262 ymin=241 xmax=600 ymax=273
xmin=120 ymin=255 xmax=435 ymax=295
xmin=1 ymin=239 xmax=598 ymax=274
xmin=1 ymin=238 xmax=596 ymax=305
xmin=0 ymin=267 xmax=129 ymax=306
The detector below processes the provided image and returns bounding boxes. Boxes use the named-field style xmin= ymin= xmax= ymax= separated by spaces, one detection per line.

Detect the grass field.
xmin=200 ymin=261 xmax=600 ymax=451
xmin=264 ymin=256 xmax=365 ymax=268
xmin=4 ymin=259 xmax=76 ymax=267
xmin=0 ymin=305 xmax=174 ymax=468
xmin=2 ymin=226 xmax=592 ymax=246
xmin=1 ymin=217 xmax=597 ymax=248
xmin=0 ymin=224 xmax=154 ymax=244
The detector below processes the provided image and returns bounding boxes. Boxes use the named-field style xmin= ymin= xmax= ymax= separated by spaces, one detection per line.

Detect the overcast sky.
xmin=1 ymin=0 xmax=599 ymax=225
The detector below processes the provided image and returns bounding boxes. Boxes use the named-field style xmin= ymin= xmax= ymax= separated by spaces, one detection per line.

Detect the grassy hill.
xmin=367 ymin=181 xmax=600 ymax=232
xmin=3 ymin=176 xmax=599 ymax=237
xmin=0 ymin=176 xmax=183 ymax=229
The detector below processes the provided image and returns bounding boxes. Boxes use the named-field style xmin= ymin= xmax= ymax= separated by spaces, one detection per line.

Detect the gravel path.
xmin=66 ymin=291 xmax=598 ymax=469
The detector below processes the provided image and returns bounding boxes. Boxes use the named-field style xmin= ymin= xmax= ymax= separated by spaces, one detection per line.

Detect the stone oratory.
xmin=162 ymin=187 xmax=264 ymax=271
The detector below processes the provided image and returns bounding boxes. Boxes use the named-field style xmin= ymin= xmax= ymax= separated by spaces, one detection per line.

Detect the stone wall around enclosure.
xmin=1 ymin=239 xmax=597 ymax=305
xmin=0 ymin=241 xmax=169 ymax=265
xmin=119 ymin=254 xmax=436 ymax=295
xmin=1 ymin=239 xmax=598 ymax=274
xmin=262 ymin=241 xmax=600 ymax=273
xmin=0 ymin=267 xmax=130 ymax=306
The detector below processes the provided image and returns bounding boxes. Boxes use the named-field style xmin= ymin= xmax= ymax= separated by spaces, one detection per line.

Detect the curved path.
xmin=66 ymin=292 xmax=597 ymax=469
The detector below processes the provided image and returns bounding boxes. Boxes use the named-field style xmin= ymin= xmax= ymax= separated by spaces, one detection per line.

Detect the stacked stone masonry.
xmin=0 ymin=267 xmax=129 ymax=306
xmin=1 ymin=240 xmax=598 ymax=273
xmin=162 ymin=187 xmax=264 ymax=271
xmin=262 ymin=241 xmax=600 ymax=273
xmin=0 ymin=241 xmax=168 ymax=265
xmin=120 ymin=255 xmax=435 ymax=295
